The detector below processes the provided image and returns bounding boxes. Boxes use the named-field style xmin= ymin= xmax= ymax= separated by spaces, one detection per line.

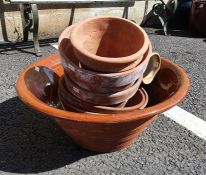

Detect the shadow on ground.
xmin=0 ymin=97 xmax=95 ymax=174
xmin=152 ymin=29 xmax=206 ymax=39
xmin=144 ymin=24 xmax=205 ymax=39
xmin=142 ymin=14 xmax=205 ymax=39
xmin=0 ymin=38 xmax=58 ymax=56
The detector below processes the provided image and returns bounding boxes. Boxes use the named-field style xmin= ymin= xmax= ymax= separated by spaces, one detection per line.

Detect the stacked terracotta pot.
xmin=58 ymin=16 xmax=153 ymax=114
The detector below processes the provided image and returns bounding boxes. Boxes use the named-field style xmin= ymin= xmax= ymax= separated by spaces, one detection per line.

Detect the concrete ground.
xmin=0 ymin=28 xmax=206 ymax=175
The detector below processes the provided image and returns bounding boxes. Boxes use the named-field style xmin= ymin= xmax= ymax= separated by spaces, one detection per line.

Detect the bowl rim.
xmin=70 ymin=16 xmax=149 ymax=64
xmin=16 ymin=53 xmax=190 ymax=124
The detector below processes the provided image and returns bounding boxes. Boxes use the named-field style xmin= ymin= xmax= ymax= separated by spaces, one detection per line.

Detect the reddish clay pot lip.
xmin=63 ymin=73 xmax=143 ymax=105
xmin=59 ymin=76 xmax=148 ymax=114
xmin=58 ymin=25 xmax=152 ymax=92
xmin=70 ymin=16 xmax=149 ymax=64
xmin=64 ymin=62 xmax=129 ymax=94
xmin=16 ymin=53 xmax=190 ymax=124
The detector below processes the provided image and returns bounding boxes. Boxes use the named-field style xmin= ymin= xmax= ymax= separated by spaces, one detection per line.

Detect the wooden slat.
xmin=6 ymin=0 xmax=136 ymax=4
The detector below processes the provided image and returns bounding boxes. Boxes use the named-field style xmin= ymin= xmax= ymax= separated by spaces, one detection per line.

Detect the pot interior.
xmin=24 ymin=60 xmax=179 ymax=110
xmin=74 ymin=18 xmax=145 ymax=58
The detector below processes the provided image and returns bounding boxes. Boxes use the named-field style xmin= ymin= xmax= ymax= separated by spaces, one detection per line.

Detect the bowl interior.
xmin=73 ymin=18 xmax=145 ymax=58
xmin=60 ymin=36 xmax=150 ymax=74
xmin=24 ymin=59 xmax=180 ymax=109
xmin=24 ymin=66 xmax=59 ymax=104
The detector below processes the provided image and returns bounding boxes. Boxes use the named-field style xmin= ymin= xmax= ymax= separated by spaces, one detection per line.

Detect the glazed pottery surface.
xmin=59 ymin=25 xmax=152 ymax=93
xmin=70 ymin=16 xmax=149 ymax=73
xmin=16 ymin=53 xmax=190 ymax=153
xmin=58 ymin=76 xmax=148 ymax=114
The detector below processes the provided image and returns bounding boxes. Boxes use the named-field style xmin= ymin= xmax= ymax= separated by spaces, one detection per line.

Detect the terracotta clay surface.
xmin=70 ymin=16 xmax=149 ymax=73
xmin=16 ymin=53 xmax=190 ymax=153
xmin=59 ymin=25 xmax=152 ymax=93
xmin=58 ymin=76 xmax=148 ymax=114
xmin=64 ymin=71 xmax=143 ymax=105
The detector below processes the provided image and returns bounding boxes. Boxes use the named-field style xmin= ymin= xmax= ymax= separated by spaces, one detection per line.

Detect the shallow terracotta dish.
xmin=16 ymin=53 xmax=190 ymax=153
xmin=58 ymin=76 xmax=148 ymax=114
xmin=59 ymin=25 xmax=152 ymax=93
xmin=70 ymin=16 xmax=149 ymax=73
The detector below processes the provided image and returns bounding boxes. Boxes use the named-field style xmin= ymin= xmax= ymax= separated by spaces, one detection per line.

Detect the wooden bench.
xmin=5 ymin=0 xmax=138 ymax=55
xmin=5 ymin=0 xmax=177 ymax=55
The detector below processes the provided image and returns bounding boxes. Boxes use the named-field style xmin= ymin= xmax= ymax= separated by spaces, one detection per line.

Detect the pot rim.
xmin=64 ymin=73 xmax=142 ymax=98
xmin=70 ymin=16 xmax=149 ymax=64
xmin=59 ymin=24 xmax=152 ymax=78
xmin=16 ymin=53 xmax=190 ymax=124
xmin=63 ymin=74 xmax=142 ymax=105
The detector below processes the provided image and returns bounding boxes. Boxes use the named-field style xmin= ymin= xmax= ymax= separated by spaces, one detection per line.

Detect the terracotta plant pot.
xmin=70 ymin=16 xmax=149 ymax=73
xmin=58 ymin=76 xmax=148 ymax=114
xmin=59 ymin=25 xmax=152 ymax=93
xmin=16 ymin=53 xmax=190 ymax=153
xmin=63 ymin=71 xmax=143 ymax=105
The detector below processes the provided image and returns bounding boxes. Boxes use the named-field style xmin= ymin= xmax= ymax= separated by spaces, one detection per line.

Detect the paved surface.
xmin=0 ymin=29 xmax=206 ymax=175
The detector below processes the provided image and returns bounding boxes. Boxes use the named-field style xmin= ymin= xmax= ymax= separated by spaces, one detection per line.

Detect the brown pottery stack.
xmin=16 ymin=16 xmax=190 ymax=153
xmin=58 ymin=16 xmax=153 ymax=114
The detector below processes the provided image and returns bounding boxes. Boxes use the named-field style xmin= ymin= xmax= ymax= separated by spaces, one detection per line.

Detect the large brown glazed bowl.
xmin=59 ymin=25 xmax=152 ymax=93
xmin=58 ymin=76 xmax=148 ymax=114
xmin=70 ymin=16 xmax=149 ymax=73
xmin=16 ymin=53 xmax=190 ymax=153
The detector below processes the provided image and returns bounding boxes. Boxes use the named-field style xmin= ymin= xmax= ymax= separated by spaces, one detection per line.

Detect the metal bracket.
xmin=141 ymin=0 xmax=178 ymax=35
xmin=20 ymin=3 xmax=42 ymax=56
xmin=122 ymin=6 xmax=129 ymax=19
